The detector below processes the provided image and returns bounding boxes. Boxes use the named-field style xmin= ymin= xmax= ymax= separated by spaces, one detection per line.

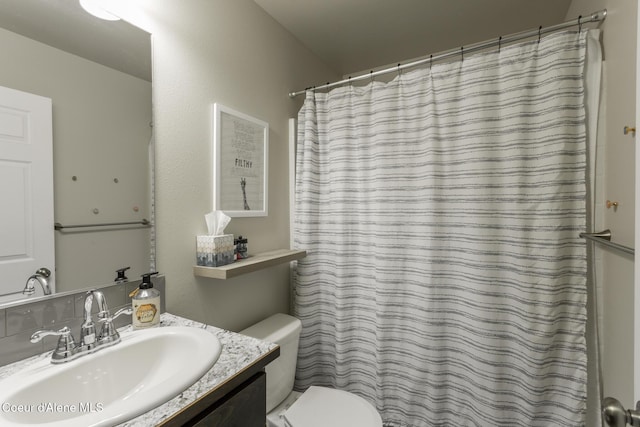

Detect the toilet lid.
xmin=283 ymin=386 xmax=382 ymax=427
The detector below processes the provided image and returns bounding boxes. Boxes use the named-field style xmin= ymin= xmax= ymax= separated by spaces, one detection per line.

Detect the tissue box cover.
xmin=196 ymin=234 xmax=235 ymax=267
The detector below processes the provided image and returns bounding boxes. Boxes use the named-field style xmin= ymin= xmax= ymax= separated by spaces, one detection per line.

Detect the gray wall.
xmin=118 ymin=0 xmax=339 ymax=332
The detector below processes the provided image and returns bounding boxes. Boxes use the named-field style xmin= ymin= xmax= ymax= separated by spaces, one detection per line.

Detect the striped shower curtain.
xmin=293 ymin=30 xmax=601 ymax=426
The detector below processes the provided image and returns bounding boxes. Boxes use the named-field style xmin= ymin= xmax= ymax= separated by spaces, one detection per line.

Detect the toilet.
xmin=241 ymin=313 xmax=383 ymax=427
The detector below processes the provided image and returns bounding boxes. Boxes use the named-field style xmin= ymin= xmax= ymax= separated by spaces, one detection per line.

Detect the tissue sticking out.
xmin=197 ymin=211 xmax=235 ymax=267
xmin=206 ymin=211 xmax=231 ymax=235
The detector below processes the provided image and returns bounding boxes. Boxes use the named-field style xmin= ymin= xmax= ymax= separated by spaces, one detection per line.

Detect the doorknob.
xmin=603 ymin=397 xmax=640 ymax=427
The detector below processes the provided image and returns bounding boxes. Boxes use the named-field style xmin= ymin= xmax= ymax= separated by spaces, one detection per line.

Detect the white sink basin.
xmin=0 ymin=326 xmax=222 ymax=427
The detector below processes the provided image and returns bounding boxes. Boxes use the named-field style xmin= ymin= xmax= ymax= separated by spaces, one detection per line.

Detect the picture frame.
xmin=212 ymin=103 xmax=268 ymax=217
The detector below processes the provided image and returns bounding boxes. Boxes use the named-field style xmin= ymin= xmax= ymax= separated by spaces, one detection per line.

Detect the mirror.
xmin=0 ymin=0 xmax=152 ymax=303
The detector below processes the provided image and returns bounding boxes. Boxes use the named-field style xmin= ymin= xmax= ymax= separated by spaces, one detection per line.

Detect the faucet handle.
xmin=31 ymin=327 xmax=78 ymax=363
xmin=111 ymin=306 xmax=133 ymax=320
xmin=31 ymin=326 xmax=72 ymax=343
xmin=98 ymin=307 xmax=133 ymax=346
xmin=98 ymin=307 xmax=132 ymax=325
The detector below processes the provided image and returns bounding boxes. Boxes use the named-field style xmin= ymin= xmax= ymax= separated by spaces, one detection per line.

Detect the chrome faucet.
xmin=31 ymin=290 xmax=132 ymax=363
xmin=22 ymin=268 xmax=52 ymax=296
xmin=79 ymin=289 xmax=109 ymax=352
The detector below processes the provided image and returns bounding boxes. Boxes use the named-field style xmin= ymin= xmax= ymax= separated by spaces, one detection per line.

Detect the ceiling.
xmin=254 ymin=0 xmax=573 ymax=77
xmin=0 ymin=0 xmax=151 ymax=81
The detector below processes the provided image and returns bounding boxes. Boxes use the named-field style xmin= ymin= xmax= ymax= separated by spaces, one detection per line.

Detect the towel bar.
xmin=54 ymin=219 xmax=150 ymax=231
xmin=579 ymin=229 xmax=634 ymax=256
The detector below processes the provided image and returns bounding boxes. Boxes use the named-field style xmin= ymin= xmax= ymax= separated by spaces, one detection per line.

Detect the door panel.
xmin=0 ymin=85 xmax=54 ymax=299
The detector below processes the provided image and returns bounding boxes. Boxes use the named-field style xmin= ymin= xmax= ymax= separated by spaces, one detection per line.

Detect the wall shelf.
xmin=193 ymin=249 xmax=306 ymax=280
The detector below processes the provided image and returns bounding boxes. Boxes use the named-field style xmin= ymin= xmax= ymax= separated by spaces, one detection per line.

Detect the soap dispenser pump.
xmin=131 ymin=272 xmax=160 ymax=330
xmin=115 ymin=266 xmax=130 ymax=283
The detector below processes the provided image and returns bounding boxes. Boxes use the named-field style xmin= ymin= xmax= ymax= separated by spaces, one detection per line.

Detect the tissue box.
xmin=196 ymin=234 xmax=235 ymax=267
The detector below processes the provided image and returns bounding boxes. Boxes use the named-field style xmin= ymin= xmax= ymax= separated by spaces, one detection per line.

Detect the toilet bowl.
xmin=241 ymin=313 xmax=382 ymax=427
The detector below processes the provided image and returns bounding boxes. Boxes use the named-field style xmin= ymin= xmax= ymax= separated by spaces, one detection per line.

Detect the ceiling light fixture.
xmin=79 ymin=0 xmax=120 ymax=21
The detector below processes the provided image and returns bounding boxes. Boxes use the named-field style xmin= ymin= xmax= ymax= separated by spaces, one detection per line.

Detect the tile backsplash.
xmin=0 ymin=276 xmax=165 ymax=367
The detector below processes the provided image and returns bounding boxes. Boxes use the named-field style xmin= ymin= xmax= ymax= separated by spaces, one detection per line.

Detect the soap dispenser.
xmin=131 ymin=272 xmax=160 ymax=329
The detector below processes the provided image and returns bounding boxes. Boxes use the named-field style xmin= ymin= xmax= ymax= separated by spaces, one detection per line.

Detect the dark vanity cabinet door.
xmin=188 ymin=371 xmax=266 ymax=427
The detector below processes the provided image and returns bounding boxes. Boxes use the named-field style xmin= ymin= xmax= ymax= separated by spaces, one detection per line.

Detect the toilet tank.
xmin=240 ymin=313 xmax=302 ymax=412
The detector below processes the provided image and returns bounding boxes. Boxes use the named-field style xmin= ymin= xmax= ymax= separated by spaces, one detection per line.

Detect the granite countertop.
xmin=0 ymin=312 xmax=278 ymax=426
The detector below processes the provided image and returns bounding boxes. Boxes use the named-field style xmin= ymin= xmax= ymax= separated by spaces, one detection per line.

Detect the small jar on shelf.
xmin=234 ymin=236 xmax=248 ymax=260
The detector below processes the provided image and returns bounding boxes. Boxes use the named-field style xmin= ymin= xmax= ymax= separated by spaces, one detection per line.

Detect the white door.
xmin=0 ymin=85 xmax=55 ymax=300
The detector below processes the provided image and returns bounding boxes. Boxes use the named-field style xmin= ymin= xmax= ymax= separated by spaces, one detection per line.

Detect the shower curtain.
xmin=293 ymin=30 xmax=602 ymax=426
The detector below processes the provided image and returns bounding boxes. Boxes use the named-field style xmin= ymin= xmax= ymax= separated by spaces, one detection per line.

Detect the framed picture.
xmin=212 ymin=103 xmax=268 ymax=217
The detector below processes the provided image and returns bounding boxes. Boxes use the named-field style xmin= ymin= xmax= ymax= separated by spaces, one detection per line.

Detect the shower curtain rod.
xmin=288 ymin=9 xmax=607 ymax=98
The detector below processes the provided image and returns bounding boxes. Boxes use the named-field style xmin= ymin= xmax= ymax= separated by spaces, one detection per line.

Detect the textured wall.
xmin=121 ymin=0 xmax=338 ymax=331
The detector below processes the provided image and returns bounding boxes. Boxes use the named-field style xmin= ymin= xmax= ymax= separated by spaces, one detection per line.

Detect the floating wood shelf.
xmin=193 ymin=249 xmax=307 ymax=280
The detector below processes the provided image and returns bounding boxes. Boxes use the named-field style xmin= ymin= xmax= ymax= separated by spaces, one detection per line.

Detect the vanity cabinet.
xmin=158 ymin=349 xmax=278 ymax=427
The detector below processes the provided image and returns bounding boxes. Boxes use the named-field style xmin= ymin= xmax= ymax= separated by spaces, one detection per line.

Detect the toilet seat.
xmin=283 ymin=386 xmax=382 ymax=427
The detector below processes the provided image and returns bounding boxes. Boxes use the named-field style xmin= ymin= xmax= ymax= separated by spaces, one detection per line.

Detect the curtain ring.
xmin=578 ymin=15 xmax=582 ymax=33
xmin=538 ymin=26 xmax=542 ymax=43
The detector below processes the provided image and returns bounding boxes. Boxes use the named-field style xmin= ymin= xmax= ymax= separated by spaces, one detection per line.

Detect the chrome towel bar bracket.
xmin=580 ymin=229 xmax=634 ymax=256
